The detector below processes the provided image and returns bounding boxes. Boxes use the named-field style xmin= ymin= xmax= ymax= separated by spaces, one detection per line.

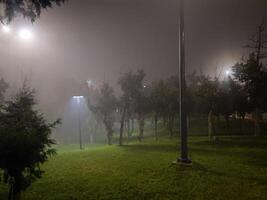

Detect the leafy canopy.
xmin=0 ymin=0 xmax=66 ymax=23
xmin=0 ymin=86 xmax=60 ymax=198
xmin=233 ymin=53 xmax=267 ymax=111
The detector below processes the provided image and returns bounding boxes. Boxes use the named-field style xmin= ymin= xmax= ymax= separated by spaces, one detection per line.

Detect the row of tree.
xmin=86 ymin=66 xmax=266 ymax=145
xmin=86 ymin=22 xmax=267 ymax=144
xmin=86 ymin=70 xmax=178 ymax=145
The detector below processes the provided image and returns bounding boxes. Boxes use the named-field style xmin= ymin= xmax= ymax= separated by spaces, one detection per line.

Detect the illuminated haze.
xmin=0 ymin=0 xmax=267 ymax=117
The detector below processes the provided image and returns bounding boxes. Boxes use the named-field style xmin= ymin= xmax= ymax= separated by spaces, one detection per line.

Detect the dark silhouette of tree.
xmin=233 ymin=54 xmax=267 ymax=136
xmin=190 ymin=73 xmax=220 ymax=140
xmin=133 ymin=85 xmax=151 ymax=142
xmin=0 ymin=0 xmax=66 ymax=23
xmin=88 ymin=83 xmax=117 ymax=145
xmin=0 ymin=77 xmax=8 ymax=102
xmin=216 ymin=78 xmax=235 ymax=130
xmin=149 ymin=77 xmax=180 ymax=138
xmin=150 ymin=80 xmax=168 ymax=140
xmin=118 ymin=70 xmax=145 ymax=145
xmin=245 ymin=20 xmax=267 ymax=64
xmin=0 ymin=85 xmax=60 ymax=200
xmin=187 ymin=72 xmax=208 ymax=115
xmin=228 ymin=77 xmax=251 ymax=133
xmin=237 ymin=20 xmax=267 ymax=136
xmin=164 ymin=76 xmax=179 ymax=137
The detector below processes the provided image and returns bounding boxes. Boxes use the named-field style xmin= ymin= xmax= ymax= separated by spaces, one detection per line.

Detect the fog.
xmin=0 ymin=0 xmax=267 ymax=143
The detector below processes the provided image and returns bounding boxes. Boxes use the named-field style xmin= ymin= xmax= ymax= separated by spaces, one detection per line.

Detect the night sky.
xmin=0 ymin=0 xmax=267 ymax=114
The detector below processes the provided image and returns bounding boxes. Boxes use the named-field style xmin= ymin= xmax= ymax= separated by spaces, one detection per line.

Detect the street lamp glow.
xmin=72 ymin=96 xmax=84 ymax=99
xmin=72 ymin=95 xmax=84 ymax=150
xmin=225 ymin=70 xmax=231 ymax=76
xmin=19 ymin=29 xmax=32 ymax=40
xmin=2 ymin=25 xmax=10 ymax=33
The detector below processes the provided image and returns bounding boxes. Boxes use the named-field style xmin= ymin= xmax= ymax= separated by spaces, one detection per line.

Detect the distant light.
xmin=2 ymin=25 xmax=10 ymax=33
xmin=19 ymin=29 xmax=32 ymax=40
xmin=143 ymin=85 xmax=147 ymax=88
xmin=87 ymin=80 xmax=93 ymax=88
xmin=225 ymin=70 xmax=231 ymax=76
xmin=73 ymin=96 xmax=84 ymax=99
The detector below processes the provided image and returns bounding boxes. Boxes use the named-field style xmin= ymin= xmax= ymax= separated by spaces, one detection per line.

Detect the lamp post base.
xmin=172 ymin=158 xmax=192 ymax=166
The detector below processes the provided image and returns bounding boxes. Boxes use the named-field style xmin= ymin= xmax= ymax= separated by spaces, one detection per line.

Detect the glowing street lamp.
xmin=2 ymin=25 xmax=10 ymax=33
xmin=73 ymin=96 xmax=84 ymax=100
xmin=73 ymin=96 xmax=84 ymax=149
xmin=19 ymin=29 xmax=32 ymax=40
xmin=225 ymin=70 xmax=231 ymax=76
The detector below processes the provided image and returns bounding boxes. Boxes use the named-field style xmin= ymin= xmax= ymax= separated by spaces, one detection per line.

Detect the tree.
xmin=235 ymin=20 xmax=267 ymax=136
xmin=164 ymin=76 xmax=179 ymax=137
xmin=228 ymin=77 xmax=251 ymax=133
xmin=245 ymin=20 xmax=267 ymax=66
xmin=0 ymin=77 xmax=8 ymax=102
xmin=88 ymin=83 xmax=117 ymax=145
xmin=0 ymin=86 xmax=60 ymax=200
xmin=133 ymin=86 xmax=151 ymax=142
xmin=233 ymin=54 xmax=267 ymax=136
xmin=216 ymin=78 xmax=234 ymax=130
xmin=0 ymin=0 xmax=66 ymax=23
xmin=118 ymin=70 xmax=145 ymax=145
xmin=150 ymin=80 xmax=168 ymax=140
xmin=189 ymin=73 xmax=220 ymax=140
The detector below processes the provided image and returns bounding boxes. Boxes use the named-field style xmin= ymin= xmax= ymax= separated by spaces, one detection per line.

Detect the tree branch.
xmin=248 ymin=35 xmax=258 ymax=44
xmin=243 ymin=45 xmax=258 ymax=49
xmin=260 ymin=54 xmax=267 ymax=58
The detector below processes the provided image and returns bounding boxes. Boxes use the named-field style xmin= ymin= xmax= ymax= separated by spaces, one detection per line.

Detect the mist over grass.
xmin=1 ymin=136 xmax=267 ymax=200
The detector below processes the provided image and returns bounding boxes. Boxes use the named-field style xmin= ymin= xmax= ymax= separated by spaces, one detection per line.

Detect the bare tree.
xmin=245 ymin=20 xmax=267 ymax=63
xmin=243 ymin=20 xmax=267 ymax=136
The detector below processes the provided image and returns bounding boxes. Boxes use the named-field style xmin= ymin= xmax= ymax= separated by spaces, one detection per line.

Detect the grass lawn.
xmin=1 ymin=136 xmax=267 ymax=200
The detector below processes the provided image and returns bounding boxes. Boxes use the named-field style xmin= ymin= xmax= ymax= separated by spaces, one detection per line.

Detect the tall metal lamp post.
xmin=177 ymin=0 xmax=191 ymax=164
xmin=73 ymin=96 xmax=84 ymax=150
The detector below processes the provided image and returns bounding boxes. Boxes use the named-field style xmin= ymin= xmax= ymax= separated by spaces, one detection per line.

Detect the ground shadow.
xmin=121 ymin=143 xmax=178 ymax=153
xmin=174 ymin=161 xmax=267 ymax=185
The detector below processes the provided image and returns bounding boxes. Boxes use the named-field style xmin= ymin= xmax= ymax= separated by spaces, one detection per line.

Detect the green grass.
xmin=1 ymin=136 xmax=267 ymax=200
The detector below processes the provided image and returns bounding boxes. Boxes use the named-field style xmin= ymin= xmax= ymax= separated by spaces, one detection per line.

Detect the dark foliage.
xmin=0 ymin=0 xmax=66 ymax=23
xmin=0 ymin=77 xmax=8 ymax=102
xmin=0 ymin=86 xmax=60 ymax=200
xmin=118 ymin=70 xmax=145 ymax=145
xmin=233 ymin=54 xmax=267 ymax=112
xmin=89 ymin=83 xmax=117 ymax=145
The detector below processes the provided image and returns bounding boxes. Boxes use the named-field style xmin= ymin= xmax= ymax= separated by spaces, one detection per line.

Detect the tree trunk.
xmin=239 ymin=114 xmax=245 ymax=135
xmin=13 ymin=188 xmax=21 ymax=200
xmin=138 ymin=114 xmax=145 ymax=142
xmin=107 ymin=131 xmax=112 ymax=145
xmin=239 ymin=117 xmax=242 ymax=135
xmin=127 ymin=118 xmax=130 ymax=143
xmin=154 ymin=113 xmax=158 ymax=141
xmin=168 ymin=115 xmax=174 ymax=137
xmin=254 ymin=107 xmax=261 ymax=137
xmin=119 ymin=105 xmax=127 ymax=146
xmin=163 ymin=116 xmax=167 ymax=127
xmin=12 ymin=175 xmax=22 ymax=200
xmin=8 ymin=183 xmax=13 ymax=200
xmin=90 ymin=134 xmax=94 ymax=144
xmin=224 ymin=115 xmax=230 ymax=130
xmin=208 ymin=109 xmax=215 ymax=140
xmin=131 ymin=118 xmax=134 ymax=135
xmin=103 ymin=115 xmax=113 ymax=145
xmin=187 ymin=116 xmax=190 ymax=130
